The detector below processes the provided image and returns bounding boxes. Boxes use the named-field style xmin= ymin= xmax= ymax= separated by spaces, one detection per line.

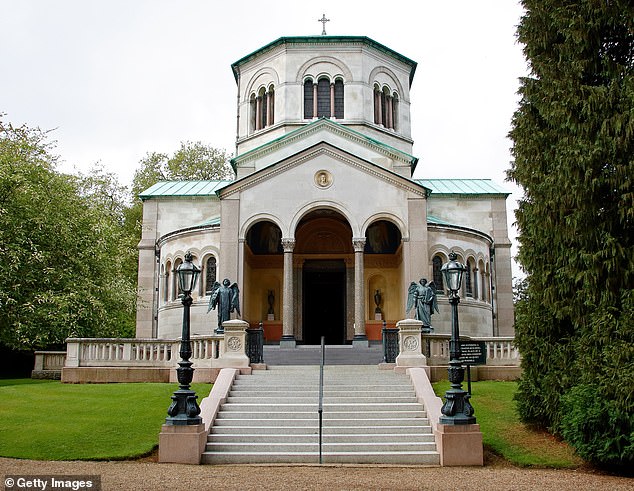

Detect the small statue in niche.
xmin=267 ymin=290 xmax=275 ymax=319
xmin=374 ymin=289 xmax=382 ymax=314
xmin=208 ymin=279 xmax=240 ymax=333
xmin=406 ymin=278 xmax=438 ymax=330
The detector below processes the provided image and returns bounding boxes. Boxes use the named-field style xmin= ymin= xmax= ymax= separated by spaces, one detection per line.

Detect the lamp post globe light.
xmin=439 ymin=251 xmax=476 ymax=425
xmin=165 ymin=251 xmax=202 ymax=425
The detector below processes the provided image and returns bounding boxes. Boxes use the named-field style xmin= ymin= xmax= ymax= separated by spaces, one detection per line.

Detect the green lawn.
xmin=433 ymin=380 xmax=583 ymax=468
xmin=1 ymin=378 xmax=582 ymax=466
xmin=0 ymin=379 xmax=211 ymax=460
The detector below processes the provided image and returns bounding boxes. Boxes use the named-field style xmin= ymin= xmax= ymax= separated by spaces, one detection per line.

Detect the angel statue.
xmin=406 ymin=278 xmax=439 ymax=330
xmin=208 ymin=278 xmax=240 ymax=333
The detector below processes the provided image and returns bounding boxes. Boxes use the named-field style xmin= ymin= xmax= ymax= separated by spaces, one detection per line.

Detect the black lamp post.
xmin=165 ymin=251 xmax=202 ymax=425
xmin=439 ymin=251 xmax=476 ymax=425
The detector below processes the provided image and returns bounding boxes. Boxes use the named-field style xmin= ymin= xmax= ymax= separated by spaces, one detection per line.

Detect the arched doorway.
xmin=294 ymin=209 xmax=353 ymax=344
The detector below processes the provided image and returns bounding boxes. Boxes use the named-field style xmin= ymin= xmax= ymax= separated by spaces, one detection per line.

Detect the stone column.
xmin=281 ymin=238 xmax=296 ymax=347
xmin=265 ymin=91 xmax=272 ymax=127
xmin=353 ymin=238 xmax=368 ymax=347
xmin=313 ymin=83 xmax=318 ymax=118
xmin=255 ymin=96 xmax=262 ymax=130
xmin=330 ymin=82 xmax=335 ymax=118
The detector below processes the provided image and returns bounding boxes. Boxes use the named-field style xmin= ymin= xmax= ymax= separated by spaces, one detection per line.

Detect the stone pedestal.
xmin=218 ymin=319 xmax=250 ymax=368
xmin=434 ymin=423 xmax=483 ymax=466
xmin=395 ymin=318 xmax=426 ymax=369
xmin=158 ymin=423 xmax=207 ymax=464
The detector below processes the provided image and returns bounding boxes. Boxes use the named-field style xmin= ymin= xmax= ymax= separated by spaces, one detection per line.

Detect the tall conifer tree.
xmin=508 ymin=1 xmax=634 ymax=467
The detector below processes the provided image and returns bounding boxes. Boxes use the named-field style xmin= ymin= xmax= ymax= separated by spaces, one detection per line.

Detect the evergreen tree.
xmin=508 ymin=1 xmax=634 ymax=468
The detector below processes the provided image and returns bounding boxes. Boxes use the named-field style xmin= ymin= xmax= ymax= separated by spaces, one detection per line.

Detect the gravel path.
xmin=1 ymin=456 xmax=632 ymax=491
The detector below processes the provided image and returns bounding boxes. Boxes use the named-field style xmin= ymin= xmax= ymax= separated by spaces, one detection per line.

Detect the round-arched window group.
xmin=303 ymin=76 xmax=344 ymax=119
xmin=249 ymin=84 xmax=275 ymax=133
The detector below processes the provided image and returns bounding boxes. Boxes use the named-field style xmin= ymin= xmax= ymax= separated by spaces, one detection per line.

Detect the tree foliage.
xmin=126 ymin=141 xmax=234 ymax=238
xmin=508 ymin=1 xmax=634 ymax=468
xmin=0 ymin=119 xmax=136 ymax=350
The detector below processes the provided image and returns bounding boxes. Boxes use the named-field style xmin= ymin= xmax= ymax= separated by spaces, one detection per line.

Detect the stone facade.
xmin=136 ymin=36 xmax=514 ymax=345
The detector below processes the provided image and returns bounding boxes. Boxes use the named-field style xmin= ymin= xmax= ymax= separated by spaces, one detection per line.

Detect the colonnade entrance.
xmin=243 ymin=208 xmax=403 ymax=346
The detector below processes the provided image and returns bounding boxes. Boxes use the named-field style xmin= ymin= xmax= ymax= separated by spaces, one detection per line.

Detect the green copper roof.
xmin=231 ymin=36 xmax=417 ymax=85
xmin=140 ymin=178 xmax=508 ymax=200
xmin=426 ymin=214 xmax=454 ymax=226
xmin=417 ymin=179 xmax=510 ymax=196
xmin=139 ymin=180 xmax=232 ymax=200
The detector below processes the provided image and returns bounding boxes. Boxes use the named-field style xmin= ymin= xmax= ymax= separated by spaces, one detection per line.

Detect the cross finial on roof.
xmin=318 ymin=13 xmax=330 ymax=35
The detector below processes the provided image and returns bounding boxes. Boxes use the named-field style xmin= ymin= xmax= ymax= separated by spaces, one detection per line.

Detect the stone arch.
xmin=243 ymin=67 xmax=280 ymax=101
xmin=289 ymin=200 xmax=359 ymax=238
xmin=368 ymin=66 xmax=405 ymax=100
xmin=296 ymin=56 xmax=353 ymax=84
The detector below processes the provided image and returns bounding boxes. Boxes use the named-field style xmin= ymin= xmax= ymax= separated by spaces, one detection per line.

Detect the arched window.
xmin=432 ymin=255 xmax=444 ymax=294
xmin=334 ymin=78 xmax=344 ymax=118
xmin=465 ymin=259 xmax=473 ymax=298
xmin=391 ymin=92 xmax=399 ymax=130
xmin=172 ymin=258 xmax=182 ymax=301
xmin=250 ymin=85 xmax=275 ymax=133
xmin=317 ymin=78 xmax=331 ymax=117
xmin=163 ymin=262 xmax=170 ymax=304
xmin=205 ymin=256 xmax=217 ymax=294
xmin=304 ymin=78 xmax=314 ymax=118
xmin=373 ymin=84 xmax=398 ymax=129
xmin=249 ymin=94 xmax=256 ymax=133
xmin=473 ymin=262 xmax=479 ymax=300
xmin=373 ymin=84 xmax=381 ymax=124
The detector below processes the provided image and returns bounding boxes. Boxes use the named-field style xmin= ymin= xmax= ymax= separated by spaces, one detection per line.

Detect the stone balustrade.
xmin=64 ymin=335 xmax=225 ymax=369
xmin=422 ymin=333 xmax=520 ymax=366
xmin=32 ymin=351 xmax=67 ymax=379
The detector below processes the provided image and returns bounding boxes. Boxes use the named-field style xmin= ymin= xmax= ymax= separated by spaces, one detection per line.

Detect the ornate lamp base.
xmin=440 ymin=360 xmax=476 ymax=425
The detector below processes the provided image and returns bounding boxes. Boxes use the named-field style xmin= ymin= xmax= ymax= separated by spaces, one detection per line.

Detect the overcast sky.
xmin=1 ymin=0 xmax=528 ymax=276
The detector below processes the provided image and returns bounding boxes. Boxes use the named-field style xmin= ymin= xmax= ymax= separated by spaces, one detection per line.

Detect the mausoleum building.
xmin=135 ymin=35 xmax=514 ymax=346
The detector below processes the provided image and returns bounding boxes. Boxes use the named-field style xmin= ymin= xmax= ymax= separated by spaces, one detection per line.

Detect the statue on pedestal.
xmin=208 ymin=279 xmax=240 ymax=332
xmin=406 ymin=278 xmax=438 ymax=329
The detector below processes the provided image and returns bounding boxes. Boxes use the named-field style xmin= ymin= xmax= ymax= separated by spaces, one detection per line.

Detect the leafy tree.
xmin=131 ymin=141 xmax=234 ymax=198
xmin=0 ymin=118 xmax=136 ymax=350
xmin=126 ymin=141 xmax=234 ymax=239
xmin=508 ymin=1 xmax=634 ymax=468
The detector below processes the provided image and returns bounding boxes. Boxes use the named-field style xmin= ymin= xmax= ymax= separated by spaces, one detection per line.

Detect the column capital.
xmin=281 ymin=238 xmax=296 ymax=252
xmin=352 ymin=238 xmax=366 ymax=252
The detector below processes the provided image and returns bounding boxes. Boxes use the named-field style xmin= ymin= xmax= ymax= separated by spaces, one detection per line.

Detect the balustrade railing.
xmin=422 ymin=334 xmax=520 ymax=366
xmin=64 ymin=335 xmax=225 ymax=368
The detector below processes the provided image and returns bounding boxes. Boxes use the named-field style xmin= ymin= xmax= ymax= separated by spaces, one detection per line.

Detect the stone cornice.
xmin=221 ymin=143 xmax=427 ymax=199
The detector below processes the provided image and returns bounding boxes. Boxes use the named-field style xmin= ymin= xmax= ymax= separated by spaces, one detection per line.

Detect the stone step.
xmin=203 ymin=365 xmax=439 ymax=465
xmin=210 ymin=425 xmax=433 ymax=435
xmin=213 ymin=417 xmax=431 ymax=427
xmin=205 ymin=441 xmax=438 ymax=453
xmin=208 ymin=433 xmax=436 ymax=443
xmin=225 ymin=396 xmax=418 ymax=403
xmin=231 ymin=382 xmax=413 ymax=390
xmin=201 ymin=450 xmax=441 ymax=465
xmin=219 ymin=402 xmax=424 ymax=412
xmin=216 ymin=410 xmax=427 ymax=420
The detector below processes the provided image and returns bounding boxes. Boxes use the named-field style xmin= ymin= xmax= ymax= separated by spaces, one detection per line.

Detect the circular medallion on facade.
xmin=314 ymin=170 xmax=333 ymax=189
xmin=403 ymin=335 xmax=419 ymax=351
xmin=227 ymin=336 xmax=242 ymax=351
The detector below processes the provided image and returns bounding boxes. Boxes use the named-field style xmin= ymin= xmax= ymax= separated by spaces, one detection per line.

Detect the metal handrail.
xmin=318 ymin=335 xmax=325 ymax=464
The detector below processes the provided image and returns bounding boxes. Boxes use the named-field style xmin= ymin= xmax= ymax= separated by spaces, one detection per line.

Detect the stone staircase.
xmin=202 ymin=365 xmax=440 ymax=464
